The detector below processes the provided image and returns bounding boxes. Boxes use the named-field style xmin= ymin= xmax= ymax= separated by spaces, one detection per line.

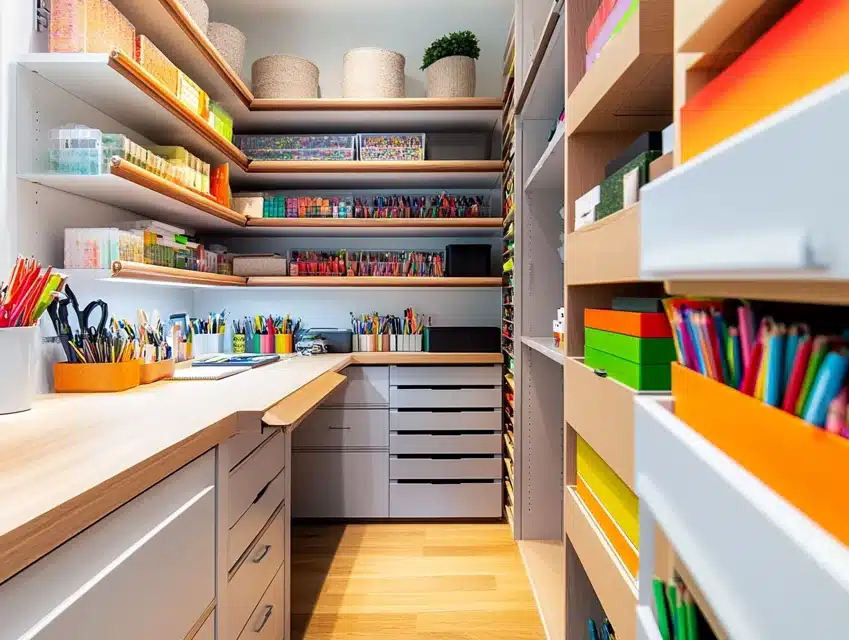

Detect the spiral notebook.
xmin=169 ymin=366 xmax=247 ymax=381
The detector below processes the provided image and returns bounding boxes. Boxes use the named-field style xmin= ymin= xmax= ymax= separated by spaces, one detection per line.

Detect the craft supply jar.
xmin=177 ymin=0 xmax=209 ymax=33
xmin=208 ymin=22 xmax=246 ymax=76
xmin=232 ymin=334 xmax=246 ymax=354
xmin=343 ymin=48 xmax=405 ymax=98
xmin=0 ymin=326 xmax=38 ymax=414
xmin=252 ymin=55 xmax=319 ymax=99
xmin=192 ymin=333 xmax=225 ymax=358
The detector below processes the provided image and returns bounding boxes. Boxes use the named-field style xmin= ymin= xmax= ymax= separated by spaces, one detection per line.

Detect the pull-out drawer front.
xmin=228 ymin=430 xmax=274 ymax=471
xmin=390 ymin=409 xmax=500 ymax=432
xmin=390 ymin=481 xmax=503 ymax=518
xmin=229 ymin=431 xmax=286 ymax=529
xmin=229 ymin=466 xmax=286 ymax=570
xmin=292 ymin=450 xmax=389 ymax=518
xmin=228 ymin=508 xmax=286 ymax=640
xmin=389 ymin=365 xmax=501 ymax=387
xmin=390 ymin=387 xmax=501 ymax=409
xmin=0 ymin=453 xmax=215 ymax=640
xmin=325 ymin=366 xmax=389 ymax=406
xmin=390 ymin=432 xmax=502 ymax=455
xmin=237 ymin=564 xmax=284 ymax=640
xmin=390 ymin=456 xmax=502 ymax=480
xmin=294 ymin=408 xmax=389 ymax=449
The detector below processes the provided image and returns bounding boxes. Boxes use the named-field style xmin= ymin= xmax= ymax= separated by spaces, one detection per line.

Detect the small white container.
xmin=177 ymin=0 xmax=209 ymax=34
xmin=192 ymin=334 xmax=225 ymax=358
xmin=208 ymin=22 xmax=246 ymax=77
xmin=343 ymin=48 xmax=405 ymax=98
xmin=0 ymin=326 xmax=38 ymax=415
xmin=252 ymin=55 xmax=319 ymax=99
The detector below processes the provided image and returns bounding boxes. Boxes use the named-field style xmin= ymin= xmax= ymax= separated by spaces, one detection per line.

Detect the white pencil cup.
xmin=0 ymin=326 xmax=38 ymax=414
xmin=192 ymin=333 xmax=225 ymax=358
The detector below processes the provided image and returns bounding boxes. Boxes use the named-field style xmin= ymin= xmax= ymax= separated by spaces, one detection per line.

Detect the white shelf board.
xmin=636 ymin=606 xmax=663 ymax=640
xmin=521 ymin=336 xmax=564 ymax=365
xmin=519 ymin=13 xmax=565 ymax=120
xmin=524 ymin=126 xmax=565 ymax=191
xmin=518 ymin=539 xmax=565 ymax=640
xmin=635 ymin=397 xmax=849 ymax=640
xmin=19 ymin=173 xmax=241 ymax=233
xmin=17 ymin=54 xmax=243 ymax=172
xmin=58 ymin=269 xmax=244 ymax=289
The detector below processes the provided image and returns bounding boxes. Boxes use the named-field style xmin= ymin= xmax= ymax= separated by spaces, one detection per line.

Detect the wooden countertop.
xmin=0 ymin=351 xmax=502 ymax=584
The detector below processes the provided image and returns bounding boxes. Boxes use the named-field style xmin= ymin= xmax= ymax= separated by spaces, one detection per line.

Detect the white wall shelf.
xmin=521 ymin=337 xmax=564 ymax=365
xmin=524 ymin=126 xmax=565 ymax=192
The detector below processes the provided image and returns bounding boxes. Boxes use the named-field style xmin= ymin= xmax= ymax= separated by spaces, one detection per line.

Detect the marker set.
xmin=289 ymin=250 xmax=445 ymax=277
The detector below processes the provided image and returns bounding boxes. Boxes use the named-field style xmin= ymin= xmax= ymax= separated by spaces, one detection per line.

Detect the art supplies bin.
xmin=193 ymin=333 xmax=225 ymax=358
xmin=671 ymin=363 xmax=849 ymax=547
xmin=139 ymin=359 xmax=176 ymax=385
xmin=275 ymin=334 xmax=293 ymax=354
xmin=445 ymin=244 xmax=491 ymax=277
xmin=54 ymin=359 xmax=141 ymax=393
xmin=0 ymin=327 xmax=38 ymax=414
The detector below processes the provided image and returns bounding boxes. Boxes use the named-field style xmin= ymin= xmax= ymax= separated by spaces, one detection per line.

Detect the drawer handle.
xmin=253 ymin=479 xmax=273 ymax=504
xmin=253 ymin=605 xmax=274 ymax=633
xmin=328 ymin=426 xmax=352 ymax=430
xmin=252 ymin=544 xmax=272 ymax=563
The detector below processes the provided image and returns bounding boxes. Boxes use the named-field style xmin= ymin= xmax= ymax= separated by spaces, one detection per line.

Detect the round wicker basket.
xmin=427 ymin=55 xmax=476 ymax=98
xmin=208 ymin=23 xmax=246 ymax=77
xmin=252 ymin=55 xmax=319 ymax=99
xmin=177 ymin=0 xmax=209 ymax=34
xmin=343 ymin=48 xmax=406 ymax=99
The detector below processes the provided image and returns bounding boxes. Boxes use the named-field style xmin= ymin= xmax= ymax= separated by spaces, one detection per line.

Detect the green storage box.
xmin=596 ymin=149 xmax=661 ymax=220
xmin=585 ymin=328 xmax=676 ymax=365
xmin=584 ymin=346 xmax=671 ymax=391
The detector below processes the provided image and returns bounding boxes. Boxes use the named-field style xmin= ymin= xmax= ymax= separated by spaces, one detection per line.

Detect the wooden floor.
xmin=291 ymin=523 xmax=547 ymax=639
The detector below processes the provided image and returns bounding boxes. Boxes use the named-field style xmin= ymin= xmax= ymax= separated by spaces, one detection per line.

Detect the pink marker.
xmin=826 ymin=388 xmax=847 ymax=435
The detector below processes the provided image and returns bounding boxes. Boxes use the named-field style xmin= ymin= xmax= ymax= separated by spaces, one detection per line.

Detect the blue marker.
xmin=803 ymin=351 xmax=849 ymax=427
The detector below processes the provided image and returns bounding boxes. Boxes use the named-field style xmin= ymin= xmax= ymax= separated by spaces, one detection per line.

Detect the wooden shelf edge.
xmin=109 ymin=159 xmax=246 ymax=227
xmin=675 ymin=0 xmax=791 ymax=56
xmin=248 ymin=97 xmax=502 ymax=112
xmin=566 ymin=204 xmax=645 ymax=286
xmin=111 ymin=261 xmax=247 ymax=286
xmin=246 ymin=276 xmax=503 ymax=288
xmin=245 ymin=217 xmax=503 ymax=229
xmin=565 ymin=487 xmax=638 ymax=640
xmin=516 ymin=2 xmax=562 ymax=114
xmin=263 ymin=371 xmax=347 ymax=428
xmin=245 ymin=160 xmax=504 ymax=174
xmin=107 ymin=51 xmax=248 ymax=169
xmin=664 ymin=279 xmax=849 ymax=306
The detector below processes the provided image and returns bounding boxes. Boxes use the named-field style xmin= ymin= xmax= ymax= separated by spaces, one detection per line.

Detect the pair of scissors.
xmin=63 ymin=286 xmax=108 ymax=340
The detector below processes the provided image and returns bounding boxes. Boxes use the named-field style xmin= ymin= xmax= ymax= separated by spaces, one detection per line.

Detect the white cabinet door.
xmin=324 ymin=366 xmax=389 ymax=406
xmin=292 ymin=451 xmax=388 ymax=518
xmin=293 ymin=408 xmax=389 ymax=449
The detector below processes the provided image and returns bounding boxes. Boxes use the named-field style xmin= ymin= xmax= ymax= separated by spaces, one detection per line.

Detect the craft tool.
xmin=802 ymin=351 xmax=849 ymax=427
xmin=783 ymin=325 xmax=800 ymax=392
xmin=795 ymin=336 xmax=829 ymax=416
xmin=737 ymin=304 xmax=756 ymax=371
xmin=782 ymin=335 xmax=813 ymax=413
xmin=764 ymin=326 xmax=785 ymax=407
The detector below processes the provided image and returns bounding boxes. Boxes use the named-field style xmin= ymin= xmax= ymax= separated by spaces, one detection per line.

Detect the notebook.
xmin=169 ymin=366 xmax=248 ymax=381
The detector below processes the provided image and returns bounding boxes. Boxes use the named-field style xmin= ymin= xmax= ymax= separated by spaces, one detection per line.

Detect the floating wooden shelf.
xmin=567 ymin=1 xmax=673 ymax=135
xmin=565 ymin=487 xmax=637 ymax=640
xmin=664 ymin=280 xmax=849 ymax=307
xmin=21 ymin=159 xmax=246 ymax=232
xmin=111 ymin=261 xmax=246 ymax=286
xmin=244 ymin=217 xmax=503 ymax=237
xmin=246 ymin=276 xmax=504 ymax=288
xmin=566 ymin=204 xmax=642 ymax=285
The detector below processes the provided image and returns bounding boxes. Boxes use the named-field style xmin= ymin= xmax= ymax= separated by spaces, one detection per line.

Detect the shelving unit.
xmin=246 ymin=276 xmax=503 ymax=288
xmin=244 ymin=217 xmax=503 ymax=237
xmin=110 ymin=261 xmax=246 ymax=286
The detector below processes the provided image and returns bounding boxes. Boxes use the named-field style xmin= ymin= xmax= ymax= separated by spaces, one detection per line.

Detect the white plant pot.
xmin=426 ymin=55 xmax=476 ymax=98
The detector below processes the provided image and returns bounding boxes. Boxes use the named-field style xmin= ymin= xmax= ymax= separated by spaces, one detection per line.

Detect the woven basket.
xmin=427 ymin=55 xmax=476 ymax=98
xmin=252 ymin=55 xmax=319 ymax=99
xmin=343 ymin=48 xmax=405 ymax=99
xmin=177 ymin=0 xmax=209 ymax=34
xmin=208 ymin=22 xmax=246 ymax=77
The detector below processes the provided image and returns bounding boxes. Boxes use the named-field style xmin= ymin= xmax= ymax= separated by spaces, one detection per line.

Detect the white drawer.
xmin=390 ymin=480 xmax=502 ymax=518
xmin=292 ymin=450 xmax=388 ymax=518
xmin=390 ymin=365 xmax=501 ymax=386
xmin=195 ymin=610 xmax=215 ymax=640
xmin=237 ymin=564 xmax=284 ymax=640
xmin=228 ymin=430 xmax=274 ymax=471
xmin=390 ymin=409 xmax=500 ymax=431
xmin=230 ymin=431 xmax=285 ymax=529
xmin=390 ymin=433 xmax=502 ymax=455
xmin=325 ymin=366 xmax=389 ymax=406
xmin=229 ymin=467 xmax=286 ymax=570
xmin=0 ymin=453 xmax=216 ymax=640
xmin=228 ymin=507 xmax=285 ymax=640
xmin=390 ymin=387 xmax=501 ymax=409
xmin=294 ymin=408 xmax=389 ymax=449
xmin=390 ymin=456 xmax=502 ymax=480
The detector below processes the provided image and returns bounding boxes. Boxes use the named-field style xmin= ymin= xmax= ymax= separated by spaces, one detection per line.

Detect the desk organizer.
xmin=192 ymin=334 xmax=225 ymax=357
xmin=275 ymin=334 xmax=294 ymax=354
xmin=358 ymin=134 xmax=425 ymax=161
xmin=54 ymin=360 xmax=141 ymax=393
xmin=672 ymin=363 xmax=849 ymax=547
xmin=0 ymin=326 xmax=38 ymax=414
xmin=139 ymin=359 xmax=175 ymax=384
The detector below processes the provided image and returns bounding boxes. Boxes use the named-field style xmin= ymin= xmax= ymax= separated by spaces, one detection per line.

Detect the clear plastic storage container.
xmin=237 ymin=134 xmax=357 ymax=161
xmin=49 ymin=0 xmax=135 ymax=55
xmin=49 ymin=125 xmax=103 ymax=175
xmin=358 ymin=133 xmax=425 ymax=161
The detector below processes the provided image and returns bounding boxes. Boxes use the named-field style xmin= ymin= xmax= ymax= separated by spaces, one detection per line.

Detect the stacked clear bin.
xmin=49 ymin=0 xmax=135 ymax=55
xmin=358 ymin=134 xmax=425 ymax=161
xmin=237 ymin=134 xmax=357 ymax=161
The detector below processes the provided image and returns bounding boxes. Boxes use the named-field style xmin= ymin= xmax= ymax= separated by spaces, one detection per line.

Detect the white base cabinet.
xmin=292 ymin=450 xmax=389 ymax=518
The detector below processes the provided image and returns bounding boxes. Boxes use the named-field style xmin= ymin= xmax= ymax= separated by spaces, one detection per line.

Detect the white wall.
xmin=207 ymin=0 xmax=513 ymax=98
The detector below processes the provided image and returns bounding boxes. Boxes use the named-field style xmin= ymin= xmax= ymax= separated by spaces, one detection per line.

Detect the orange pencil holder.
xmin=275 ymin=334 xmax=293 ymax=354
xmin=672 ymin=363 xmax=849 ymax=547
xmin=54 ymin=359 xmax=141 ymax=393
xmin=139 ymin=359 xmax=175 ymax=385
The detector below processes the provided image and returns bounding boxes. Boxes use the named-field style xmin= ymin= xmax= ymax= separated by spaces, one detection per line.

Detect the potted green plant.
xmin=421 ymin=30 xmax=480 ymax=98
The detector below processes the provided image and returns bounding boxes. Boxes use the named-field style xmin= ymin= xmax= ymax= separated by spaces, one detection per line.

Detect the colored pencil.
xmin=740 ymin=341 xmax=763 ymax=396
xmin=796 ymin=336 xmax=829 ymax=417
xmin=782 ymin=336 xmax=813 ymax=413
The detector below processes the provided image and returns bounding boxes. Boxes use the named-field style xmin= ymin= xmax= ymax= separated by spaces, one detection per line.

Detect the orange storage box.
xmin=672 ymin=363 xmax=849 ymax=546
xmin=681 ymin=0 xmax=849 ymax=161
xmin=139 ymin=359 xmax=175 ymax=384
xmin=584 ymin=309 xmax=672 ymax=338
xmin=54 ymin=359 xmax=141 ymax=393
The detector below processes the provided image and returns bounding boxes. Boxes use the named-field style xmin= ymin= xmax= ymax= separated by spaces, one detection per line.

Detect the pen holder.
xmin=390 ymin=334 xmax=398 ymax=352
xmin=193 ymin=333 xmax=225 ymax=358
xmin=0 ymin=326 xmax=38 ymax=414
xmin=276 ymin=334 xmax=293 ymax=354
xmin=260 ymin=334 xmax=274 ymax=354
xmin=364 ymin=334 xmax=376 ymax=352
xmin=232 ymin=334 xmax=246 ymax=354
xmin=380 ymin=335 xmax=390 ymax=352
xmin=139 ymin=359 xmax=176 ymax=385
xmin=252 ymin=334 xmax=261 ymax=353
xmin=54 ymin=359 xmax=141 ymax=393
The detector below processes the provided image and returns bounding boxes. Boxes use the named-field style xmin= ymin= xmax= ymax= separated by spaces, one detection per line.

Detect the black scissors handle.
xmin=81 ymin=300 xmax=108 ymax=338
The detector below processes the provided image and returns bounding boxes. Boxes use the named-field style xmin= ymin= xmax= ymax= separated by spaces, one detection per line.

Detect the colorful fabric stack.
xmin=584 ymin=308 xmax=675 ymax=391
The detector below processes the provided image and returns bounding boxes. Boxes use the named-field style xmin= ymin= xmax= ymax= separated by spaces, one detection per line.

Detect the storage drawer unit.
xmin=294 ymin=408 xmax=389 ymax=449
xmin=390 ymin=456 xmax=502 ymax=480
xmin=238 ymin=565 xmax=284 ymax=640
xmin=324 ymin=366 xmax=389 ymax=406
xmin=227 ymin=429 xmax=274 ymax=471
xmin=390 ymin=409 xmax=500 ymax=431
xmin=229 ymin=466 xmax=286 ymax=569
xmin=390 ymin=387 xmax=501 ymax=409
xmin=229 ymin=431 xmax=286 ymax=529
xmin=389 ymin=365 xmax=501 ymax=386
xmin=389 ymin=480 xmax=503 ymax=518
xmin=390 ymin=432 xmax=502 ymax=455
xmin=0 ymin=452 xmax=216 ymax=640
xmin=292 ymin=450 xmax=389 ymax=518
xmin=228 ymin=507 xmax=286 ymax=640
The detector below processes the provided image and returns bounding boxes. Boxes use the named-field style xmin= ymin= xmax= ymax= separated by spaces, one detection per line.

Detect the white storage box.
xmin=232 ymin=254 xmax=287 ymax=277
